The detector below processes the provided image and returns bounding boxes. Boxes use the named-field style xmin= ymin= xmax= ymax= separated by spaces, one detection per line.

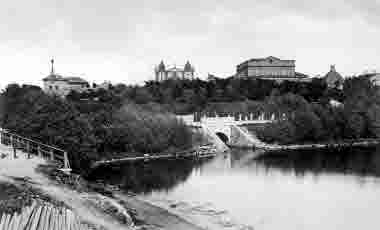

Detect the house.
xmin=42 ymin=60 xmax=90 ymax=97
xmin=42 ymin=59 xmax=111 ymax=97
xmin=324 ymin=65 xmax=344 ymax=89
xmin=235 ymin=56 xmax=309 ymax=82
xmin=155 ymin=61 xmax=195 ymax=81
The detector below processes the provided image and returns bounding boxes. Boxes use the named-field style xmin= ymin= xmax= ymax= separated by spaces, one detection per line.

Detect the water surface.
xmin=91 ymin=147 xmax=380 ymax=230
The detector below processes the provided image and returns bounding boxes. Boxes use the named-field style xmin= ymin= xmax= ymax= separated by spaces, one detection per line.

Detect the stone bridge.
xmin=178 ymin=113 xmax=280 ymax=150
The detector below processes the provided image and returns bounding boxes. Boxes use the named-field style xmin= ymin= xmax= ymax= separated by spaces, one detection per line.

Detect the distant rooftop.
xmin=42 ymin=59 xmax=88 ymax=84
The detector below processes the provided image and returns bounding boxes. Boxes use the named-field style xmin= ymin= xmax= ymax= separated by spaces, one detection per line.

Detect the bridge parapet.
xmin=194 ymin=111 xmax=284 ymax=123
xmin=177 ymin=112 xmax=285 ymax=147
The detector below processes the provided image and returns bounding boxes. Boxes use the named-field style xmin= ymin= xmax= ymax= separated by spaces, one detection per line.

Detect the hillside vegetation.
xmin=0 ymin=84 xmax=193 ymax=173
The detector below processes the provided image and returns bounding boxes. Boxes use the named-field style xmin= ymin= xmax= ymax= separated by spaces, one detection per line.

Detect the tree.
xmin=367 ymin=104 xmax=380 ymax=138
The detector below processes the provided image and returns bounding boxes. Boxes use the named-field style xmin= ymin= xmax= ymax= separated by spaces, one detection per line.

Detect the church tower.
xmin=184 ymin=61 xmax=194 ymax=79
xmin=155 ymin=61 xmax=166 ymax=81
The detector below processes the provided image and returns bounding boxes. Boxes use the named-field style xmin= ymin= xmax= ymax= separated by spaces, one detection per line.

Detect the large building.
xmin=235 ymin=56 xmax=309 ymax=82
xmin=42 ymin=59 xmax=110 ymax=97
xmin=155 ymin=61 xmax=195 ymax=81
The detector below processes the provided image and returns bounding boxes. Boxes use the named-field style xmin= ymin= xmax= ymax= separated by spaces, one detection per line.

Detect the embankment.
xmin=229 ymin=125 xmax=380 ymax=152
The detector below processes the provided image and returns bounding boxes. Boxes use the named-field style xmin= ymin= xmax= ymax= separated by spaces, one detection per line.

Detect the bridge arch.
xmin=215 ymin=132 xmax=229 ymax=143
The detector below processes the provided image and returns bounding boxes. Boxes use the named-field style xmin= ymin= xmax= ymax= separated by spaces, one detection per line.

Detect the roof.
xmin=42 ymin=73 xmax=64 ymax=81
xmin=167 ymin=66 xmax=184 ymax=72
xmin=295 ymin=72 xmax=309 ymax=79
xmin=43 ymin=74 xmax=88 ymax=84
xmin=65 ymin=77 xmax=88 ymax=83
xmin=237 ymin=56 xmax=295 ymax=68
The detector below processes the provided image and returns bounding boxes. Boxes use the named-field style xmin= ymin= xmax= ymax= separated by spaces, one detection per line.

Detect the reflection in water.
xmin=89 ymin=158 xmax=213 ymax=194
xmin=89 ymin=146 xmax=380 ymax=230
xmin=253 ymin=147 xmax=380 ymax=178
xmin=90 ymin=146 xmax=380 ymax=193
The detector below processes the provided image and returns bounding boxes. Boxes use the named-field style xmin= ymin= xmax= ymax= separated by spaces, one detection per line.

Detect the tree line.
xmin=0 ymin=84 xmax=193 ymax=173
xmin=255 ymin=76 xmax=380 ymax=144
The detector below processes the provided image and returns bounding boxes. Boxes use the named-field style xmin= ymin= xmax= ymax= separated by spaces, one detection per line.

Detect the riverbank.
xmin=235 ymin=126 xmax=380 ymax=152
xmin=0 ymin=146 xmax=206 ymax=230
xmin=256 ymin=138 xmax=380 ymax=152
xmin=90 ymin=145 xmax=218 ymax=170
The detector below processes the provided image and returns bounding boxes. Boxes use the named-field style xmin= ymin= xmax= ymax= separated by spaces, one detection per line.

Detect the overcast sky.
xmin=1 ymin=0 xmax=380 ymax=89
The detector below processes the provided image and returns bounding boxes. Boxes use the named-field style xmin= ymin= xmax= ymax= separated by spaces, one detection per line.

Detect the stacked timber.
xmin=0 ymin=200 xmax=88 ymax=230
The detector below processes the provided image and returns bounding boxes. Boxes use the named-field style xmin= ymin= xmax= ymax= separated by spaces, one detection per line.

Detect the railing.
xmin=0 ymin=128 xmax=70 ymax=170
xmin=193 ymin=112 xmax=282 ymax=123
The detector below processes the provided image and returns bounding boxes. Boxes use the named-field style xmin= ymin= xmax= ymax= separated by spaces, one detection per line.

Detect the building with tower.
xmin=42 ymin=59 xmax=111 ymax=97
xmin=155 ymin=61 xmax=195 ymax=81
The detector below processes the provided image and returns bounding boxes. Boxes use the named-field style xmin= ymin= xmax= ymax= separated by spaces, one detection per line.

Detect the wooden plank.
xmin=28 ymin=204 xmax=43 ymax=230
xmin=3 ymin=214 xmax=11 ymax=230
xmin=61 ymin=208 xmax=66 ymax=230
xmin=2 ymin=213 xmax=11 ymax=230
xmin=40 ymin=205 xmax=51 ymax=230
xmin=10 ymin=213 xmax=20 ymax=230
xmin=19 ymin=201 xmax=36 ymax=230
xmin=45 ymin=205 xmax=54 ymax=230
xmin=57 ymin=208 xmax=63 ymax=230
xmin=22 ymin=203 xmax=36 ymax=230
xmin=11 ymin=213 xmax=21 ymax=230
xmin=66 ymin=209 xmax=72 ymax=230
xmin=36 ymin=205 xmax=47 ymax=230
xmin=5 ymin=214 xmax=14 ymax=230
xmin=63 ymin=209 xmax=70 ymax=230
xmin=51 ymin=207 xmax=58 ymax=230
xmin=0 ymin=213 xmax=5 ymax=230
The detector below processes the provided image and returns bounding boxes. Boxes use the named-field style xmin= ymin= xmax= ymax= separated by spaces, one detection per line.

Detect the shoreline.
xmin=230 ymin=131 xmax=380 ymax=152
xmin=0 ymin=147 xmax=206 ymax=230
xmin=113 ymin=192 xmax=207 ymax=230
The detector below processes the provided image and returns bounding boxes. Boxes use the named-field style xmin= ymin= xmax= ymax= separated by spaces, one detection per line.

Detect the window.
xmin=55 ymin=86 xmax=59 ymax=90
xmin=49 ymin=85 xmax=52 ymax=90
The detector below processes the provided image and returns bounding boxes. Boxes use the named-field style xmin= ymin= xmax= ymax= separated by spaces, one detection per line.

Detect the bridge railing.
xmin=0 ymin=129 xmax=70 ymax=170
xmin=194 ymin=111 xmax=284 ymax=122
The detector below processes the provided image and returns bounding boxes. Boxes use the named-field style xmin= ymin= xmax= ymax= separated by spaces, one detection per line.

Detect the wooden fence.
xmin=0 ymin=200 xmax=87 ymax=230
xmin=0 ymin=129 xmax=70 ymax=170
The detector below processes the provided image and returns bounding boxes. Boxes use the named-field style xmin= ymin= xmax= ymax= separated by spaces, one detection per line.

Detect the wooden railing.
xmin=0 ymin=128 xmax=70 ymax=170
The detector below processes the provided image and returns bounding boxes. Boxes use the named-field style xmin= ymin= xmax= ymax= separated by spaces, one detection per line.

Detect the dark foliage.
xmin=0 ymin=84 xmax=193 ymax=174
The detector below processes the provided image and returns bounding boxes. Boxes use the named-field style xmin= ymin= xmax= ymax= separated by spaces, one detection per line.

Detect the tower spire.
xmin=50 ymin=58 xmax=55 ymax=75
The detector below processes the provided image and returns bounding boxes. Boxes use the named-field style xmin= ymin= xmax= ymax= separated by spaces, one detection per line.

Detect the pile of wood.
xmin=0 ymin=200 xmax=88 ymax=230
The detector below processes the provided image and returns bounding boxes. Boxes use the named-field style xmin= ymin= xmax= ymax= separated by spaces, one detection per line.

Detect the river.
xmin=90 ymin=147 xmax=380 ymax=230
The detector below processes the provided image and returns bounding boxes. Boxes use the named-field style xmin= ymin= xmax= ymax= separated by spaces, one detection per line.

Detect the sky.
xmin=1 ymin=0 xmax=380 ymax=89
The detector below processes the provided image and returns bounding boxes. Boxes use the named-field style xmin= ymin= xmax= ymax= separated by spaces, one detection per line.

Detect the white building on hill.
xmin=42 ymin=59 xmax=111 ymax=97
xmin=235 ymin=56 xmax=309 ymax=82
xmin=155 ymin=61 xmax=195 ymax=81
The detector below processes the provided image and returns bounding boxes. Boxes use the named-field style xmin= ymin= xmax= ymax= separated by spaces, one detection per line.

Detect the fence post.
xmin=37 ymin=145 xmax=42 ymax=157
xmin=11 ymin=135 xmax=16 ymax=159
xmin=63 ymin=152 xmax=69 ymax=169
xmin=26 ymin=141 xmax=30 ymax=159
xmin=50 ymin=149 xmax=54 ymax=161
